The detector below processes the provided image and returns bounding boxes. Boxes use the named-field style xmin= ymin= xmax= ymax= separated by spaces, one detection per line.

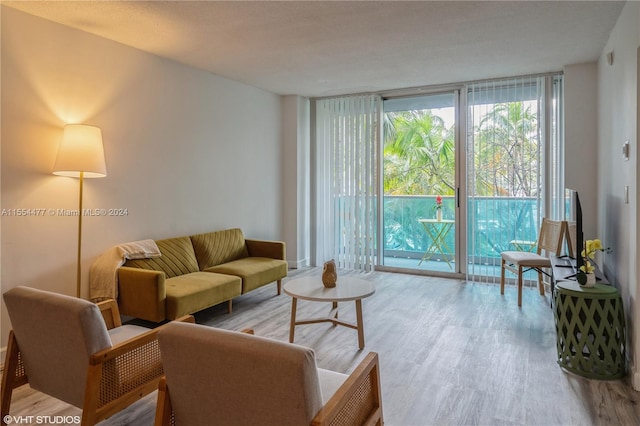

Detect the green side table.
xmin=554 ymin=281 xmax=626 ymax=380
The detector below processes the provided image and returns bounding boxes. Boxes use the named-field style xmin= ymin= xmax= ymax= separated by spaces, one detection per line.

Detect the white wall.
xmin=282 ymin=96 xmax=310 ymax=268
xmin=564 ymin=62 xmax=599 ymax=240
xmin=597 ymin=1 xmax=640 ymax=389
xmin=1 ymin=8 xmax=284 ymax=350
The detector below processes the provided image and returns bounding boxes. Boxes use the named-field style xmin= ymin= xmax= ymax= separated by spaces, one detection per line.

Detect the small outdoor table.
xmin=554 ymin=281 xmax=626 ymax=380
xmin=418 ymin=218 xmax=454 ymax=268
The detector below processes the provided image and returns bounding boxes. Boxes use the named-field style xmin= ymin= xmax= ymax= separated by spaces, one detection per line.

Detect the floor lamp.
xmin=53 ymin=124 xmax=107 ymax=298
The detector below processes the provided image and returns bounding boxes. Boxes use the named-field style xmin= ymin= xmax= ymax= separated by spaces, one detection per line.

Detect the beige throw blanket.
xmin=89 ymin=239 xmax=161 ymax=302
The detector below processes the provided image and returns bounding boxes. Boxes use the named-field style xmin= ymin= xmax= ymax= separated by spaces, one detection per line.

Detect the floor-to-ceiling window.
xmin=313 ymin=73 xmax=563 ymax=283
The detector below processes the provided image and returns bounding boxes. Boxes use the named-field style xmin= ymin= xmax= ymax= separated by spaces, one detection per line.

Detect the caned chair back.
xmin=3 ymin=286 xmax=112 ymax=407
xmin=536 ymin=218 xmax=566 ymax=257
xmin=157 ymin=322 xmax=324 ymax=426
xmin=500 ymin=218 xmax=568 ymax=307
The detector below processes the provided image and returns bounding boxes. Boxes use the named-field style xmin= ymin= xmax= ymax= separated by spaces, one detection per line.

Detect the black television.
xmin=565 ymin=188 xmax=584 ymax=273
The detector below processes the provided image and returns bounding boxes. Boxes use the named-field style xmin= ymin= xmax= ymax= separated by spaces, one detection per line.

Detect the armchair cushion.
xmin=3 ymin=286 xmax=112 ymax=407
xmin=317 ymin=369 xmax=348 ymax=404
xmin=158 ymin=322 xmax=323 ymax=426
xmin=108 ymin=324 xmax=152 ymax=345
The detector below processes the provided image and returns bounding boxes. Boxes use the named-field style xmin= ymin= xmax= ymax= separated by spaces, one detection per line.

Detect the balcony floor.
xmin=382 ymin=255 xmax=542 ymax=285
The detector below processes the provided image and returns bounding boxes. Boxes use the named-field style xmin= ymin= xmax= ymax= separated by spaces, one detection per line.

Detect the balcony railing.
xmin=384 ymin=195 xmax=539 ymax=267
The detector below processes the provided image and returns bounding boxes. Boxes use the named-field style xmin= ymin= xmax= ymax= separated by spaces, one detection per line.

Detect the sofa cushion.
xmin=124 ymin=237 xmax=199 ymax=278
xmin=165 ymin=272 xmax=242 ymax=319
xmin=190 ymin=228 xmax=249 ymax=270
xmin=205 ymin=257 xmax=288 ymax=293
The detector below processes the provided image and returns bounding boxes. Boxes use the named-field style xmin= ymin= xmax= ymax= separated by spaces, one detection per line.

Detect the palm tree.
xmin=383 ymin=110 xmax=455 ymax=195
xmin=473 ymin=102 xmax=539 ymax=197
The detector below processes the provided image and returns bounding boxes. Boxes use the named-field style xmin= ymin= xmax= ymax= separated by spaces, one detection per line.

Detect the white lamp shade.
xmin=53 ymin=124 xmax=107 ymax=178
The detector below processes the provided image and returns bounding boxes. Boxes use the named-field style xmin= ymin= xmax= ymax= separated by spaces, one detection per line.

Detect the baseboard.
xmin=288 ymin=258 xmax=309 ymax=269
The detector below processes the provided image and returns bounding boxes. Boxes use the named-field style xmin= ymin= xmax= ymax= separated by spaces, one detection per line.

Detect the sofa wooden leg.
xmin=277 ymin=280 xmax=282 ymax=295
xmin=227 ymin=299 xmax=233 ymax=313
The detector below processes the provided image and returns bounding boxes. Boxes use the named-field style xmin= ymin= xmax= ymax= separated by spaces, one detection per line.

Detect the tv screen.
xmin=565 ymin=188 xmax=584 ymax=272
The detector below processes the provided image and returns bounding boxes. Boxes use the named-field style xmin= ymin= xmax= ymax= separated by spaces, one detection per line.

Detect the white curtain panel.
xmin=315 ymin=95 xmax=380 ymax=271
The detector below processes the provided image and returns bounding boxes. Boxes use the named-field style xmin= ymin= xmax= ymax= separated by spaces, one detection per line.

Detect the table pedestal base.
xmin=289 ymin=298 xmax=366 ymax=349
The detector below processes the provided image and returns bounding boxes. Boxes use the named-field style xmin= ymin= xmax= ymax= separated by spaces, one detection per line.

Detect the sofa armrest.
xmin=117 ymin=267 xmax=167 ymax=322
xmin=96 ymin=299 xmax=122 ymax=329
xmin=245 ymin=239 xmax=286 ymax=260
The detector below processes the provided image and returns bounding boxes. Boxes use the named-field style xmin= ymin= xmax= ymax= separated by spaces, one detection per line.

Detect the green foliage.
xmin=383 ymin=110 xmax=455 ymax=196
xmin=383 ymin=101 xmax=540 ymax=198
xmin=473 ymin=102 xmax=540 ymax=197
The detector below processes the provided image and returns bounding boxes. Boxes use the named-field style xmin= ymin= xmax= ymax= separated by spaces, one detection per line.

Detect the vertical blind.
xmin=315 ymin=95 xmax=380 ymax=271
xmin=466 ymin=75 xmax=562 ymax=282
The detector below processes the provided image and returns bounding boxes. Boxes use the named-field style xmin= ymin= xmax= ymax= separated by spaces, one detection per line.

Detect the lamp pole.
xmin=76 ymin=171 xmax=84 ymax=298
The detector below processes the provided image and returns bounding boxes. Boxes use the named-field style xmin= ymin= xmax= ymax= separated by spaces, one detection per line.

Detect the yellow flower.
xmin=580 ymin=260 xmax=595 ymax=274
xmin=583 ymin=239 xmax=606 ymax=260
xmin=577 ymin=238 xmax=610 ymax=285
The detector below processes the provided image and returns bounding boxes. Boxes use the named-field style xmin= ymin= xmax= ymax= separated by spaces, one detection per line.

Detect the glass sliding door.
xmin=381 ymin=92 xmax=460 ymax=274
xmin=313 ymin=75 xmax=562 ymax=281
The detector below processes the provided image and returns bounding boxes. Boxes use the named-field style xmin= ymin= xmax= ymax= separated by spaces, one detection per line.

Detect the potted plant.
xmin=435 ymin=195 xmax=443 ymax=222
xmin=576 ymin=239 xmax=610 ymax=287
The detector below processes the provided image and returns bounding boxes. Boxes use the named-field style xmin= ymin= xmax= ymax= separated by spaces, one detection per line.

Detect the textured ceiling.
xmin=4 ymin=1 xmax=625 ymax=97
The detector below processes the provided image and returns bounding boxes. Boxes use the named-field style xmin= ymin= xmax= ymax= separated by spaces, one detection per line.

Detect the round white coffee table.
xmin=283 ymin=276 xmax=375 ymax=349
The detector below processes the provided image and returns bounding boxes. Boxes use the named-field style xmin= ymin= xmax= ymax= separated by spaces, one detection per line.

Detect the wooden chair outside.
xmin=500 ymin=218 xmax=567 ymax=306
xmin=154 ymin=322 xmax=383 ymax=426
xmin=1 ymin=286 xmax=194 ymax=426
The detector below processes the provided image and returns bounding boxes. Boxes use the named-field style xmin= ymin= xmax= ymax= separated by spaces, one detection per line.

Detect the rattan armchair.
xmin=1 ymin=286 xmax=194 ymax=426
xmin=154 ymin=322 xmax=383 ymax=426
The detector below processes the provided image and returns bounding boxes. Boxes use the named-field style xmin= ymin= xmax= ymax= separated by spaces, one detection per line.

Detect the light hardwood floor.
xmin=5 ymin=268 xmax=640 ymax=425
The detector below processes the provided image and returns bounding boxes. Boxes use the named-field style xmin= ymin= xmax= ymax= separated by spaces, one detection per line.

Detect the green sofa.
xmin=117 ymin=228 xmax=287 ymax=322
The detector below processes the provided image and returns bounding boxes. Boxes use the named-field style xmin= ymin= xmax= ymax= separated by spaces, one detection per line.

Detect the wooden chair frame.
xmin=1 ymin=299 xmax=194 ymax=426
xmin=500 ymin=218 xmax=567 ymax=307
xmin=154 ymin=332 xmax=383 ymax=426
